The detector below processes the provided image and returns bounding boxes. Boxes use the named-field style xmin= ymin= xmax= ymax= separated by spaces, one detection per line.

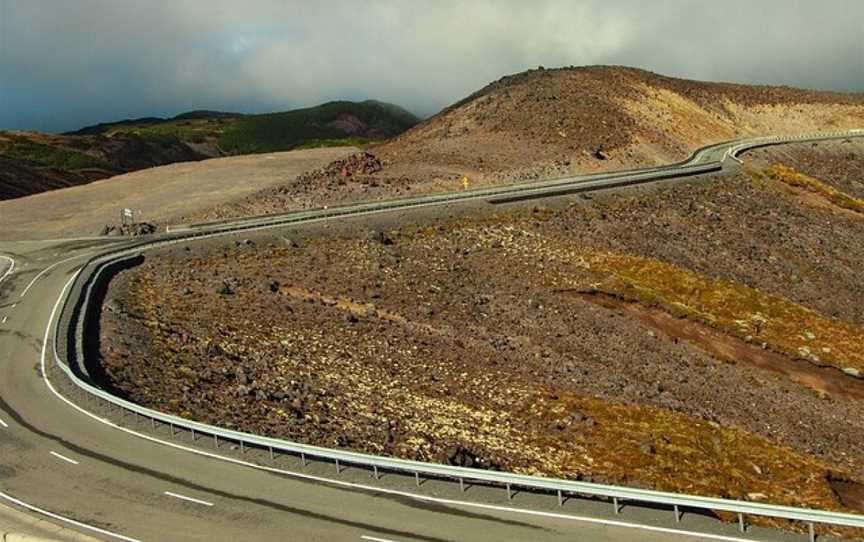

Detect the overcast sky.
xmin=1 ymin=0 xmax=862 ymax=133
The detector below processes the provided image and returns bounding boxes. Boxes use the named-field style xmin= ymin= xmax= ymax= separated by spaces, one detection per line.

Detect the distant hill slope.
xmin=0 ymin=100 xmax=418 ymax=200
xmin=375 ymin=65 xmax=864 ymax=182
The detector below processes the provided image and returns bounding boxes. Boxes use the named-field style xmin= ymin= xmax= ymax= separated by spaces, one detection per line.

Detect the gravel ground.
xmin=744 ymin=139 xmax=864 ymax=199
xmin=99 ymin=162 xmax=864 ymax=522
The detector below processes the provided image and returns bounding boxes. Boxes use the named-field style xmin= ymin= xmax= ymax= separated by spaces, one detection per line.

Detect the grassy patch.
xmin=109 ymin=121 xmax=224 ymax=145
xmin=527 ymin=391 xmax=846 ymax=515
xmin=578 ymin=253 xmax=864 ymax=374
xmin=0 ymin=139 xmax=111 ymax=170
xmin=217 ymin=100 xmax=416 ymax=154
xmin=293 ymin=137 xmax=369 ymax=150
xmin=766 ymin=163 xmax=864 ymax=214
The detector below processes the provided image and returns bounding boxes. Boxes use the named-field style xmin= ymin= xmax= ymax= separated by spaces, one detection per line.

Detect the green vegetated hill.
xmin=0 ymin=100 xmax=419 ymax=200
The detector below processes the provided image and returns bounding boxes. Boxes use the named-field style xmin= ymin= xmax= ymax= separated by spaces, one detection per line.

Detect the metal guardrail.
xmin=51 ymin=130 xmax=864 ymax=542
xmin=168 ymin=137 xmax=737 ymax=232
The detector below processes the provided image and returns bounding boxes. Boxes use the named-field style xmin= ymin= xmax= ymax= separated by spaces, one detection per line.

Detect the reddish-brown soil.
xmin=578 ymin=291 xmax=864 ymax=401
xmin=831 ymin=477 xmax=864 ymax=512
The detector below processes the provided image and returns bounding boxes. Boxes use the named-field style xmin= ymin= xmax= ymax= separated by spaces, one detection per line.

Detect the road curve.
xmin=1 ymin=131 xmax=862 ymax=542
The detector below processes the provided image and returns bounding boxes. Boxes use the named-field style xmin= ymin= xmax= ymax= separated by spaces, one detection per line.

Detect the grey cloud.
xmin=0 ymin=0 xmax=862 ymax=132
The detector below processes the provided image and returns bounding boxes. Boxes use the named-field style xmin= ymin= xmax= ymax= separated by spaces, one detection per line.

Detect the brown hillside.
xmin=375 ymin=65 xmax=864 ymax=182
xmin=195 ymin=67 xmax=864 ymax=224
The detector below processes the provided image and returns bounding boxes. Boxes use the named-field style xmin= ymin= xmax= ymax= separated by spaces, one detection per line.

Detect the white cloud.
xmin=0 ymin=0 xmax=862 ymax=131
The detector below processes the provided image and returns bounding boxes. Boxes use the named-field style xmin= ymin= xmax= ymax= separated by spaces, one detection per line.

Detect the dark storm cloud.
xmin=1 ymin=0 xmax=862 ymax=132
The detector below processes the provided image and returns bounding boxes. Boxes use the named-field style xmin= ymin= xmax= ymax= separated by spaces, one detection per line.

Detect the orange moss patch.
xmin=766 ymin=163 xmax=864 ymax=214
xmin=124 ymin=262 xmax=857 ymax=519
xmin=575 ymin=252 xmax=864 ymax=376
xmin=526 ymin=392 xmax=844 ymax=510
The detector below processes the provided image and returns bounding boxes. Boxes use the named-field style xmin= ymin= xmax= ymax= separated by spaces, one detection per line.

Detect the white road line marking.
xmin=0 ymin=417 xmax=7 ymax=428
xmin=20 ymin=252 xmax=89 ymax=298
xmin=1 ymin=316 xmax=7 ymax=324
xmin=361 ymin=536 xmax=397 ymax=542
xmin=8 ymin=303 xmax=16 ymax=309
xmin=164 ymin=491 xmax=213 ymax=507
xmin=49 ymin=451 xmax=79 ymax=465
xmin=0 ymin=489 xmax=141 ymax=542
xmin=38 ymin=274 xmax=752 ymax=542
xmin=0 ymin=255 xmax=14 ymax=285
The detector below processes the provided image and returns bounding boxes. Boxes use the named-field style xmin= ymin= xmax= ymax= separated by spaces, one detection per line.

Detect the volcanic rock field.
xmin=98 ymin=139 xmax=864 ymax=535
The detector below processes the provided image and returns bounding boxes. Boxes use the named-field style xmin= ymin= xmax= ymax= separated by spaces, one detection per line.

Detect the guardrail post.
xmin=300 ymin=452 xmax=307 ymax=467
xmin=240 ymin=440 xmax=245 ymax=454
xmin=809 ymin=522 xmax=816 ymax=542
xmin=613 ymin=497 xmax=620 ymax=514
xmin=268 ymin=446 xmax=274 ymax=460
xmin=372 ymin=466 xmax=380 ymax=480
xmin=169 ymin=423 xmax=174 ymax=437
xmin=506 ymin=483 xmax=512 ymax=501
xmin=214 ymin=434 xmax=218 ymax=448
xmin=191 ymin=428 xmax=196 ymax=441
xmin=150 ymin=416 xmax=155 ymax=430
xmin=557 ymin=490 xmax=563 ymax=506
xmin=459 ymin=477 xmax=465 ymax=492
xmin=335 ymin=458 xmax=341 ymax=474
xmin=415 ymin=472 xmax=421 ymax=487
xmin=674 ymin=505 xmax=681 ymax=523
xmin=738 ymin=512 xmax=746 ymax=533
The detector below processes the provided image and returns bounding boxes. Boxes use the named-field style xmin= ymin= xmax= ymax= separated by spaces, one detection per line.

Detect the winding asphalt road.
xmin=0 ymin=133 xmax=859 ymax=542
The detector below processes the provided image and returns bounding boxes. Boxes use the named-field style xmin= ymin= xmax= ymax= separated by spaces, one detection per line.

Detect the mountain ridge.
xmin=0 ymin=100 xmax=419 ymax=200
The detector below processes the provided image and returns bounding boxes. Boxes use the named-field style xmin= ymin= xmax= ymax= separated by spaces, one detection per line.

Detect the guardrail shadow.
xmin=75 ymin=254 xmax=144 ymax=400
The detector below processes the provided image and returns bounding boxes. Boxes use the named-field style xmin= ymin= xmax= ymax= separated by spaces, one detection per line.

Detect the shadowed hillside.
xmin=0 ymin=100 xmax=419 ymax=200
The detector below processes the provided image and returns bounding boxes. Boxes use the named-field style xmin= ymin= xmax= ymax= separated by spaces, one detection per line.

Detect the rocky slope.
xmin=378 ymin=65 xmax=864 ymax=180
xmin=195 ymin=66 xmax=864 ymax=223
xmin=99 ymin=139 xmax=864 ymax=536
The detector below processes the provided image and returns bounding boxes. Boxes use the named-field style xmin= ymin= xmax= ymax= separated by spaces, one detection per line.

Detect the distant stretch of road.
xmin=0 ymin=130 xmax=861 ymax=542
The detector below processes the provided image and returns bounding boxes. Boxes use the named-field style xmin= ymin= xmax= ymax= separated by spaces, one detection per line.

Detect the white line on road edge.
xmin=0 ymin=255 xmax=14 ymax=285
xmin=40 ymin=275 xmax=755 ymax=542
xmin=20 ymin=252 xmax=89 ymax=298
xmin=361 ymin=535 xmax=398 ymax=542
xmin=49 ymin=451 xmax=79 ymax=465
xmin=1 ymin=316 xmax=7 ymax=324
xmin=0 ymin=490 xmax=142 ymax=542
xmin=0 ymin=417 xmax=7 ymax=428
xmin=163 ymin=491 xmax=214 ymax=507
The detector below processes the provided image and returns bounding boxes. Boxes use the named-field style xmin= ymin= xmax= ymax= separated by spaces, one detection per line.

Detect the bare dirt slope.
xmin=99 ymin=140 xmax=864 ymax=536
xmin=0 ymin=146 xmax=356 ymax=240
xmin=379 ymin=66 xmax=864 ymax=179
